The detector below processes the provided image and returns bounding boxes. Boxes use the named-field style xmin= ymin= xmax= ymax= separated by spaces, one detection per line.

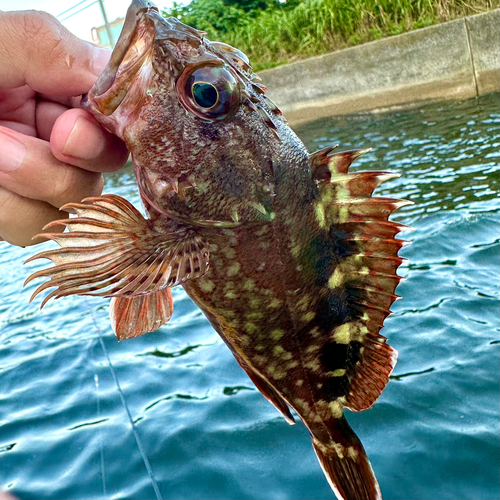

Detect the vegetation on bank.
xmin=163 ymin=0 xmax=498 ymax=70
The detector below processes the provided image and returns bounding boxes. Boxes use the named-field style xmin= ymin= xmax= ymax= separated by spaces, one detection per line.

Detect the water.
xmin=0 ymin=93 xmax=498 ymax=500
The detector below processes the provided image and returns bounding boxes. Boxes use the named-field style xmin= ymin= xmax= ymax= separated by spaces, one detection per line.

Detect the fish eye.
xmin=177 ymin=65 xmax=241 ymax=120
xmin=191 ymin=82 xmax=218 ymax=109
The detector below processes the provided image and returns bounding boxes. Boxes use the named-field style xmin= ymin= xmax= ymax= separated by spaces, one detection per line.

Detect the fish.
xmin=24 ymin=1 xmax=410 ymax=498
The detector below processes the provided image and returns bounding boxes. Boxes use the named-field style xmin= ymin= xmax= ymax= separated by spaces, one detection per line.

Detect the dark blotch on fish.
xmin=323 ymin=375 xmax=350 ymax=400
xmin=316 ymin=293 xmax=354 ymax=330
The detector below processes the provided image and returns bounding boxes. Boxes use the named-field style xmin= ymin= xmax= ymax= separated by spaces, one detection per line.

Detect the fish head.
xmin=82 ymin=0 xmax=247 ymax=137
xmin=82 ymin=0 xmax=299 ymax=224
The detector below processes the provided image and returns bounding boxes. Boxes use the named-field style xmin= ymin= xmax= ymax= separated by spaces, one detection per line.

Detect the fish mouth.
xmin=83 ymin=0 xmax=158 ymax=116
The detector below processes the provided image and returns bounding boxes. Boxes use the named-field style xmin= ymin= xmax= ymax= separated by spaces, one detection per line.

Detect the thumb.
xmin=0 ymin=10 xmax=110 ymax=96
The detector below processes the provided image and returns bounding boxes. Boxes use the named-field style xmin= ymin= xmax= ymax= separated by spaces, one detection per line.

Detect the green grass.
xmin=164 ymin=0 xmax=498 ymax=71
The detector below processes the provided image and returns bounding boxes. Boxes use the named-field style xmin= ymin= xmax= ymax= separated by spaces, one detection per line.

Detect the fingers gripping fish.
xmin=25 ymin=1 xmax=411 ymax=498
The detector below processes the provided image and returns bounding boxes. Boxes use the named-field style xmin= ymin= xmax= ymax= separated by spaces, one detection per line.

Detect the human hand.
xmin=0 ymin=10 xmax=129 ymax=246
xmin=0 ymin=490 xmax=16 ymax=500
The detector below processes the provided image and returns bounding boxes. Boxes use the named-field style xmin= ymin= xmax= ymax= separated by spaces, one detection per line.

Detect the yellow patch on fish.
xmin=314 ymin=202 xmax=326 ymax=228
xmin=243 ymin=279 xmax=256 ymax=291
xmin=333 ymin=323 xmax=353 ymax=344
xmin=310 ymin=326 xmax=321 ymax=338
xmin=301 ymin=311 xmax=316 ymax=322
xmin=328 ymin=268 xmax=344 ymax=289
xmin=296 ymin=294 xmax=311 ymax=312
xmin=222 ymin=247 xmax=236 ymax=259
xmin=271 ymin=328 xmax=285 ymax=341
xmin=306 ymin=344 xmax=320 ymax=354
xmin=246 ymin=311 xmax=264 ymax=321
xmin=305 ymin=359 xmax=322 ymax=372
xmin=329 ymin=400 xmax=344 ymax=419
xmin=269 ymin=298 xmax=282 ymax=309
xmin=291 ymin=242 xmax=301 ymax=258
xmin=332 ymin=442 xmax=345 ymax=459
xmin=249 ymin=297 xmax=261 ymax=309
xmin=348 ymin=447 xmax=359 ymax=460
xmin=226 ymin=262 xmax=241 ymax=277
xmin=199 ymin=279 xmax=215 ymax=293
xmin=273 ymin=345 xmax=285 ymax=356
xmin=244 ymin=322 xmax=258 ymax=334
xmin=339 ymin=205 xmax=350 ymax=223
xmin=330 ymin=368 xmax=347 ymax=377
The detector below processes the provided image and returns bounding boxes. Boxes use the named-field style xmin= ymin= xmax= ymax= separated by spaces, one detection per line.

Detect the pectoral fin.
xmin=24 ymin=195 xmax=209 ymax=335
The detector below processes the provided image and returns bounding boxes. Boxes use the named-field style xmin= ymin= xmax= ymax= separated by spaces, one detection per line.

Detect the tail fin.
xmin=311 ymin=417 xmax=382 ymax=500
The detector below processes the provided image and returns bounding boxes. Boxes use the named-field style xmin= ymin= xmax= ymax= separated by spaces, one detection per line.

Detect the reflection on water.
xmin=389 ymin=367 xmax=435 ymax=381
xmin=296 ymin=93 xmax=499 ymax=218
xmin=223 ymin=386 xmax=254 ymax=396
xmin=138 ymin=344 xmax=211 ymax=359
xmin=0 ymin=93 xmax=498 ymax=500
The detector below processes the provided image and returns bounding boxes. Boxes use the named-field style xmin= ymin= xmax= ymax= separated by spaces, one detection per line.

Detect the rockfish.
xmin=25 ymin=1 xmax=410 ymax=498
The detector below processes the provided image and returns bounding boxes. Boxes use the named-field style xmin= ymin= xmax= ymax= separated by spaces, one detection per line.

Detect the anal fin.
xmin=111 ymin=288 xmax=174 ymax=340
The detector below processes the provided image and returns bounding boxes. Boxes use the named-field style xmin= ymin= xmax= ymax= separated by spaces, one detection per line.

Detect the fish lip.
xmin=82 ymin=0 xmax=159 ymax=118
xmin=91 ymin=0 xmax=154 ymax=98
xmin=81 ymin=0 xmax=214 ymax=120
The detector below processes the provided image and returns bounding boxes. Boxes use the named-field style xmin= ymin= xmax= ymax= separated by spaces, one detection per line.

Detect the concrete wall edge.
xmin=259 ymin=9 xmax=500 ymax=125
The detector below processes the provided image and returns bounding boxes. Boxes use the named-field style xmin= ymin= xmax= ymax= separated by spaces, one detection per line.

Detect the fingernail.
xmin=0 ymin=131 xmax=26 ymax=173
xmin=91 ymin=46 xmax=111 ymax=77
xmin=63 ymin=116 xmax=106 ymax=160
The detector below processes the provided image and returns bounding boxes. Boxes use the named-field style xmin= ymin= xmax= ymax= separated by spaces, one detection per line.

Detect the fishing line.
xmin=84 ymin=297 xmax=163 ymax=500
xmin=94 ymin=373 xmax=107 ymax=496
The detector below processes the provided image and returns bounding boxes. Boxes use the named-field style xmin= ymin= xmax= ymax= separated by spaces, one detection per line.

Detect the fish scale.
xmin=24 ymin=1 xmax=409 ymax=499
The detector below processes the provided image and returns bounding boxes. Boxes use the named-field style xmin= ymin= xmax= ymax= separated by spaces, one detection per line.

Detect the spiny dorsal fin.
xmin=310 ymin=147 xmax=370 ymax=181
xmin=309 ymin=147 xmax=411 ymax=411
xmin=255 ymin=104 xmax=277 ymax=130
xmin=262 ymin=95 xmax=282 ymax=116
xmin=24 ymin=194 xmax=210 ymax=308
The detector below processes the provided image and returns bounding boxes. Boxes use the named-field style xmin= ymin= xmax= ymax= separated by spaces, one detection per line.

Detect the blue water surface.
xmin=0 ymin=93 xmax=499 ymax=500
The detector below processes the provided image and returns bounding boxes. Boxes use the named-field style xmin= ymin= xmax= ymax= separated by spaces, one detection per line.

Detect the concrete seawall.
xmin=260 ymin=9 xmax=500 ymax=125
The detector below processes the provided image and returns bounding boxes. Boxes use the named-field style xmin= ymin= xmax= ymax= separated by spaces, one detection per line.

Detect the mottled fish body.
xmin=25 ymin=2 xmax=410 ymax=498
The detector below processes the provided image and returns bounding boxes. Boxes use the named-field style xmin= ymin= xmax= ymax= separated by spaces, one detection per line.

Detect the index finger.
xmin=0 ymin=10 xmax=110 ymax=96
